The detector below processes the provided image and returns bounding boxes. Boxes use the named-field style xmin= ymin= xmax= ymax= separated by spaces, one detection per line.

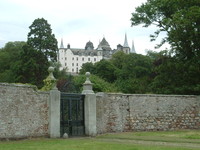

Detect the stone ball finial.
xmin=86 ymin=72 xmax=90 ymax=77
xmin=84 ymin=72 xmax=92 ymax=84
xmin=82 ymin=72 xmax=94 ymax=94
xmin=48 ymin=66 xmax=54 ymax=74
xmin=48 ymin=66 xmax=56 ymax=81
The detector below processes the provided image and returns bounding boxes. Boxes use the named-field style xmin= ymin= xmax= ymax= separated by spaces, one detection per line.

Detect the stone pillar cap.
xmin=84 ymin=72 xmax=92 ymax=85
xmin=82 ymin=72 xmax=94 ymax=94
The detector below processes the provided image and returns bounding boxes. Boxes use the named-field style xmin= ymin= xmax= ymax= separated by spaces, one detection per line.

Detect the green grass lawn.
xmin=98 ymin=129 xmax=200 ymax=144
xmin=0 ymin=130 xmax=200 ymax=150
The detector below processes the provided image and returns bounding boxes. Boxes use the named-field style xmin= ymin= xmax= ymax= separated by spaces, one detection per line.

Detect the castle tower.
xmin=123 ymin=33 xmax=130 ymax=54
xmin=123 ymin=33 xmax=129 ymax=48
xmin=131 ymin=40 xmax=136 ymax=53
xmin=60 ymin=38 xmax=64 ymax=49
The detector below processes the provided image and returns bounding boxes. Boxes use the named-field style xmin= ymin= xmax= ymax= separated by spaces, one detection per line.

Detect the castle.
xmin=58 ymin=34 xmax=136 ymax=73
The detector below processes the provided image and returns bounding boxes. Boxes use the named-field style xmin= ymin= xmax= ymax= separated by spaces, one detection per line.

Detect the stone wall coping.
xmin=96 ymin=92 xmax=199 ymax=98
xmin=0 ymin=83 xmax=49 ymax=94
xmin=0 ymin=82 xmax=37 ymax=88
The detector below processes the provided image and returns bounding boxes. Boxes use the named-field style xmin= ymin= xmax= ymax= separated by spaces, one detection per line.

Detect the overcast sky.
xmin=0 ymin=0 xmax=169 ymax=54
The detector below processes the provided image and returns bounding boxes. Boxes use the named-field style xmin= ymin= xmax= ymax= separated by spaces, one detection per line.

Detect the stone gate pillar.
xmin=82 ymin=72 xmax=97 ymax=136
xmin=49 ymin=87 xmax=60 ymax=138
xmin=47 ymin=66 xmax=60 ymax=138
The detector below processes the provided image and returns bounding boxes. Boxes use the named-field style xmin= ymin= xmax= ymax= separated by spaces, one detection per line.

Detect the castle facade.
xmin=58 ymin=34 xmax=135 ymax=74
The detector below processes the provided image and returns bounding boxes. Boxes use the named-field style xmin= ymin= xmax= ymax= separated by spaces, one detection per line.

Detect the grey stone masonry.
xmin=47 ymin=66 xmax=60 ymax=138
xmin=1 ymin=81 xmax=199 ymax=139
xmin=82 ymin=72 xmax=97 ymax=136
xmin=96 ymin=93 xmax=200 ymax=134
xmin=49 ymin=88 xmax=60 ymax=138
xmin=82 ymin=72 xmax=94 ymax=94
xmin=0 ymin=83 xmax=49 ymax=139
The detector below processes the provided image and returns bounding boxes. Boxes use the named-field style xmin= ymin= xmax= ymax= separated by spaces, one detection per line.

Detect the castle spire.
xmin=123 ymin=33 xmax=129 ymax=48
xmin=132 ymin=40 xmax=136 ymax=53
xmin=60 ymin=38 xmax=64 ymax=48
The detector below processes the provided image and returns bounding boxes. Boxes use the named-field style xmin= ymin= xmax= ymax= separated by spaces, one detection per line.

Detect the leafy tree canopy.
xmin=13 ymin=44 xmax=49 ymax=88
xmin=0 ymin=41 xmax=26 ymax=83
xmin=79 ymin=62 xmax=95 ymax=75
xmin=27 ymin=18 xmax=58 ymax=61
xmin=80 ymin=51 xmax=153 ymax=94
xmin=80 ymin=60 xmax=117 ymax=83
xmin=149 ymin=51 xmax=200 ymax=95
xmin=73 ymin=74 xmax=119 ymax=93
xmin=131 ymin=0 xmax=200 ymax=60
xmin=93 ymin=59 xmax=117 ymax=83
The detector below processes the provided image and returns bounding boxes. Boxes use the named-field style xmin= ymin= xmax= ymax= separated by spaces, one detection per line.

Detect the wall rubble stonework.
xmin=96 ymin=93 xmax=200 ymax=134
xmin=0 ymin=83 xmax=50 ymax=139
xmin=1 ymin=83 xmax=200 ymax=138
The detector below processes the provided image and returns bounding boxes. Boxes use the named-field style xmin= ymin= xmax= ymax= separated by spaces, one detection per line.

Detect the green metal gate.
xmin=60 ymin=93 xmax=85 ymax=137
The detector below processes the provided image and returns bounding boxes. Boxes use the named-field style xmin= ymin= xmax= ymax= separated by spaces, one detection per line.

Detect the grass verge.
xmin=0 ymin=130 xmax=199 ymax=150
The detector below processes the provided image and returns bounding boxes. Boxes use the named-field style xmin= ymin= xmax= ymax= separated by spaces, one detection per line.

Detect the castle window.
xmin=65 ymin=57 xmax=67 ymax=60
xmin=77 ymin=57 xmax=78 ymax=61
xmin=82 ymin=58 xmax=84 ymax=61
xmin=94 ymin=58 xmax=96 ymax=61
xmin=76 ymin=68 xmax=78 ymax=73
xmin=72 ymin=63 xmax=74 ymax=66
xmin=72 ymin=68 xmax=74 ymax=72
xmin=65 ymin=63 xmax=67 ymax=66
xmin=76 ymin=63 xmax=78 ymax=66
xmin=72 ymin=57 xmax=74 ymax=60
xmin=88 ymin=58 xmax=90 ymax=61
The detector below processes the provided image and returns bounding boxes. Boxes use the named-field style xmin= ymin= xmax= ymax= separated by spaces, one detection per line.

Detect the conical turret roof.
xmin=123 ymin=33 xmax=129 ymax=48
xmin=60 ymin=38 xmax=64 ymax=48
xmin=131 ymin=40 xmax=136 ymax=53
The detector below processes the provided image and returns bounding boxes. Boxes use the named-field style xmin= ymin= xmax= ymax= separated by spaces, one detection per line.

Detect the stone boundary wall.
xmin=96 ymin=93 xmax=200 ymax=134
xmin=0 ymin=83 xmax=50 ymax=139
xmin=1 ymin=83 xmax=200 ymax=138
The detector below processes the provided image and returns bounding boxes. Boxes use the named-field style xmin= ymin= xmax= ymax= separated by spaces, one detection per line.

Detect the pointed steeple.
xmin=131 ymin=40 xmax=136 ymax=53
xmin=123 ymin=33 xmax=129 ymax=48
xmin=60 ymin=38 xmax=64 ymax=48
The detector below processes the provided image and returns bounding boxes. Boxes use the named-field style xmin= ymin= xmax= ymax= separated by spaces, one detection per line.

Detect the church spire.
xmin=131 ymin=40 xmax=136 ymax=53
xmin=60 ymin=38 xmax=64 ymax=48
xmin=123 ymin=33 xmax=129 ymax=48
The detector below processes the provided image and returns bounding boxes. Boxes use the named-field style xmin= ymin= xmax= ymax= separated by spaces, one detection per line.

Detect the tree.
xmin=93 ymin=59 xmax=117 ymax=83
xmin=114 ymin=53 xmax=153 ymax=93
xmin=13 ymin=44 xmax=49 ymax=88
xmin=79 ymin=52 xmax=153 ymax=93
xmin=27 ymin=18 xmax=58 ymax=61
xmin=131 ymin=0 xmax=200 ymax=60
xmin=80 ymin=60 xmax=117 ymax=83
xmin=110 ymin=51 xmax=127 ymax=69
xmin=73 ymin=74 xmax=119 ymax=93
xmin=52 ymin=62 xmax=67 ymax=80
xmin=149 ymin=51 xmax=200 ymax=95
xmin=79 ymin=62 xmax=95 ymax=75
xmin=0 ymin=41 xmax=26 ymax=83
xmin=131 ymin=0 xmax=200 ymax=95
